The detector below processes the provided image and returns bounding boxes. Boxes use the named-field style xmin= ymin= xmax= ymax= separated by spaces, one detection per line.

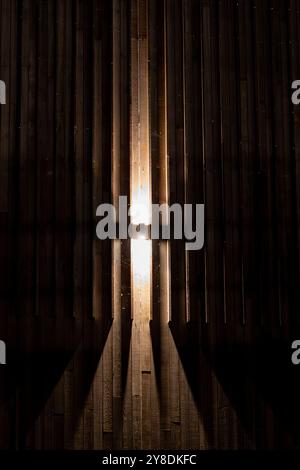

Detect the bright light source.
xmin=130 ymin=223 xmax=151 ymax=240
xmin=131 ymin=238 xmax=151 ymax=286
xmin=130 ymin=188 xmax=152 ymax=226
xmin=130 ymin=198 xmax=152 ymax=291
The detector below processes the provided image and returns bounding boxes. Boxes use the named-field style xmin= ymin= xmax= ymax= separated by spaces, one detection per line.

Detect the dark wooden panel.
xmin=0 ymin=0 xmax=10 ymax=212
xmin=165 ymin=0 xmax=186 ymax=333
xmin=0 ymin=0 xmax=299 ymax=450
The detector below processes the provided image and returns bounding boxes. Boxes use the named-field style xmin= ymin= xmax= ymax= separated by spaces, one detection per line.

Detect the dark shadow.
xmin=169 ymin=318 xmax=300 ymax=448
xmin=121 ymin=239 xmax=133 ymax=396
xmin=0 ymin=315 xmax=112 ymax=449
xmin=149 ymin=240 xmax=162 ymax=391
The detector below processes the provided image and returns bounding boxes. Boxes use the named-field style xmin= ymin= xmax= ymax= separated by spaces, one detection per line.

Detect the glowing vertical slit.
xmin=131 ymin=0 xmax=151 ymax=321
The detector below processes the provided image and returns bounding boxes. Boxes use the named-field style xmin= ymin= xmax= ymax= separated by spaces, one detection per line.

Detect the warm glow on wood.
xmin=130 ymin=0 xmax=151 ymax=319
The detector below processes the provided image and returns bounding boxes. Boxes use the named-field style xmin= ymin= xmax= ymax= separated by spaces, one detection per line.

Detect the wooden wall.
xmin=0 ymin=0 xmax=300 ymax=449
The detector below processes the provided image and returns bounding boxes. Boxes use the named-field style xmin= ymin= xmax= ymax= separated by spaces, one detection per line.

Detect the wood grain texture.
xmin=0 ymin=0 xmax=299 ymax=450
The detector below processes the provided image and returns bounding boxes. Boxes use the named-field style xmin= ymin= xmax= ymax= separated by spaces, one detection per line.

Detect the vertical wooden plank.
xmin=41 ymin=0 xmax=67 ymax=447
xmin=219 ymin=0 xmax=244 ymax=448
xmin=183 ymin=0 xmax=204 ymax=324
xmin=253 ymin=0 xmax=274 ymax=446
xmin=237 ymin=0 xmax=258 ymax=446
xmin=93 ymin=0 xmax=112 ymax=332
xmin=102 ymin=332 xmax=113 ymax=448
xmin=219 ymin=0 xmax=242 ymax=328
xmin=270 ymin=0 xmax=296 ymax=446
xmin=0 ymin=0 xmax=17 ymax=449
xmin=81 ymin=0 xmax=94 ymax=451
xmin=166 ymin=0 xmax=186 ymax=330
xmin=131 ymin=0 xmax=141 ymax=450
xmin=17 ymin=0 xmax=38 ymax=447
xmin=6 ymin=0 xmax=20 ymax=448
xmin=180 ymin=2 xmax=192 ymax=446
xmin=36 ymin=0 xmax=55 ymax=356
xmin=59 ymin=2 xmax=77 ymax=451
xmin=238 ymin=0 xmax=257 ymax=329
xmin=111 ymin=0 xmax=123 ymax=450
xmin=153 ymin=0 xmax=172 ymax=449
xmin=73 ymin=0 xmax=84 ymax=326
xmin=18 ymin=0 xmax=38 ymax=345
xmin=112 ymin=0 xmax=131 ymax=449
xmin=92 ymin=0 xmax=113 ymax=450
xmin=139 ymin=0 xmax=152 ymax=450
xmin=0 ymin=0 xmax=10 ymax=212
xmin=201 ymin=0 xmax=223 ymax=448
xmin=72 ymin=0 xmax=91 ymax=449
xmin=289 ymin=0 xmax=300 ymax=327
xmin=165 ymin=0 xmax=186 ymax=450
xmin=7 ymin=0 xmax=19 ymax=358
xmin=270 ymin=0 xmax=295 ymax=333
xmin=55 ymin=0 xmax=74 ymax=355
xmin=253 ymin=0 xmax=278 ymax=330
xmin=119 ymin=0 xmax=131 ymax=333
xmin=182 ymin=0 xmax=203 ymax=448
xmin=148 ymin=0 xmax=164 ymax=450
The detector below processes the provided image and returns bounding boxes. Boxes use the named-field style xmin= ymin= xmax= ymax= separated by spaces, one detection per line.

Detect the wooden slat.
xmin=253 ymin=0 xmax=279 ymax=328
xmin=289 ymin=0 xmax=300 ymax=327
xmin=148 ymin=0 xmax=163 ymax=450
xmin=55 ymin=0 xmax=74 ymax=351
xmin=219 ymin=0 xmax=242 ymax=327
xmin=36 ymin=0 xmax=55 ymax=346
xmin=17 ymin=0 xmax=38 ymax=360
xmin=1 ymin=0 xmax=300 ymax=451
xmin=112 ymin=0 xmax=130 ymax=449
xmin=237 ymin=0 xmax=257 ymax=444
xmin=218 ymin=0 xmax=243 ymax=448
xmin=201 ymin=0 xmax=223 ymax=447
xmin=0 ymin=0 xmax=10 ymax=212
xmin=270 ymin=0 xmax=294 ymax=333
xmin=183 ymin=0 xmax=204 ymax=325
xmin=72 ymin=0 xmax=92 ymax=449
xmin=0 ymin=0 xmax=16 ymax=449
xmin=165 ymin=0 xmax=186 ymax=331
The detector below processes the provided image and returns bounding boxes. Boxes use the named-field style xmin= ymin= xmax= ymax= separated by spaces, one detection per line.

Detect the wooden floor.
xmin=0 ymin=0 xmax=300 ymax=449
